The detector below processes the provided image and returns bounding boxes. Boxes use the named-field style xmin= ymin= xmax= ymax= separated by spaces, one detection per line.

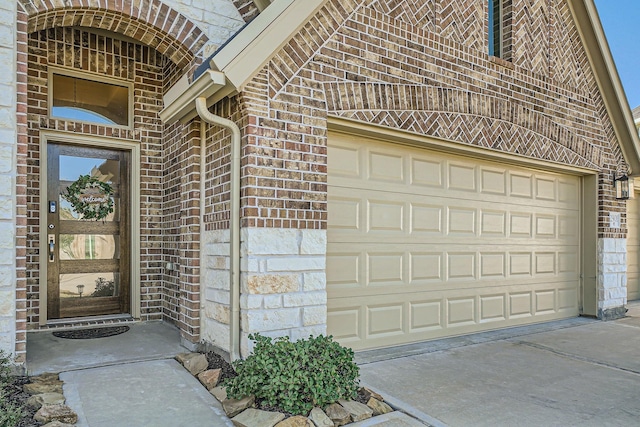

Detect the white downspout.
xmin=196 ymin=97 xmax=241 ymax=362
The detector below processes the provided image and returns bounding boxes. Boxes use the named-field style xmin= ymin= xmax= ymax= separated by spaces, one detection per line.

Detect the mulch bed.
xmin=4 ymin=376 xmax=42 ymax=427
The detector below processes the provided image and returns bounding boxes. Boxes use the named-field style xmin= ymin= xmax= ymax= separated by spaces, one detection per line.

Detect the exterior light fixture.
xmin=77 ymin=284 xmax=85 ymax=298
xmin=613 ymin=173 xmax=632 ymax=200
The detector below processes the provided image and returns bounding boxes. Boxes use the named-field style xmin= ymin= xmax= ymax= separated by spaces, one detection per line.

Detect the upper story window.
xmin=489 ymin=0 xmax=503 ymax=57
xmin=488 ymin=0 xmax=512 ymax=61
xmin=50 ymin=71 xmax=131 ymax=127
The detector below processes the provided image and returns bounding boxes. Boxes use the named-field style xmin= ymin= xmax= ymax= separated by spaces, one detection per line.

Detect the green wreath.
xmin=62 ymin=174 xmax=114 ymax=221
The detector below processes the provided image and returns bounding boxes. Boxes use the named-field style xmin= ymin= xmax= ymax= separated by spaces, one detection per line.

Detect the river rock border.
xmin=176 ymin=352 xmax=395 ymax=427
xmin=22 ymin=373 xmax=78 ymax=426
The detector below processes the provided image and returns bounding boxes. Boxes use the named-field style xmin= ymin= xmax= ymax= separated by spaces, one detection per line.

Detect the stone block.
xmin=244 ymin=228 xmax=299 ymax=255
xmin=176 ymin=353 xmax=208 ymax=376
xmin=309 ymin=407 xmax=333 ymax=427
xmin=34 ymin=404 xmax=77 ymax=424
xmin=232 ymin=408 xmax=284 ymax=427
xmin=210 ymin=385 xmax=228 ymax=402
xmin=26 ymin=392 xmax=65 ymax=410
xmin=0 ymin=175 xmax=11 ymax=195
xmin=0 ymin=266 xmax=12 ymax=288
xmin=263 ymin=294 xmax=283 ymax=309
xmin=0 ymin=198 xmax=12 ymax=219
xmin=303 ymin=273 xmax=326 ymax=291
xmin=0 ymin=290 xmax=14 ymax=317
xmin=303 ymin=306 xmax=327 ymax=326
xmin=267 ymin=257 xmax=325 ymax=272
xmin=0 ymin=223 xmax=12 ymax=249
xmin=283 ymin=291 xmax=327 ymax=308
xmin=204 ymin=270 xmax=230 ymax=290
xmin=338 ymin=399 xmax=373 ymax=422
xmin=275 ymin=415 xmax=314 ymax=427
xmin=205 ymin=242 xmax=230 ymax=256
xmin=325 ymin=403 xmax=350 ymax=427
xmin=223 ymin=395 xmax=255 ymax=418
xmin=243 ymin=308 xmax=301 ymax=333
xmin=198 ymin=368 xmax=222 ymax=390
xmin=205 ymin=288 xmax=230 ymax=304
xmin=300 ymin=230 xmax=327 ymax=255
xmin=247 ymin=274 xmax=300 ymax=294
xmin=240 ymin=294 xmax=263 ymax=310
xmin=367 ymin=398 xmax=393 ymax=416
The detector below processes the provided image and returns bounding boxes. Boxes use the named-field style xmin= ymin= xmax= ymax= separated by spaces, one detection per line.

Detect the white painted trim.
xmin=38 ymin=131 xmax=141 ymax=324
xmin=160 ymin=70 xmax=227 ymax=123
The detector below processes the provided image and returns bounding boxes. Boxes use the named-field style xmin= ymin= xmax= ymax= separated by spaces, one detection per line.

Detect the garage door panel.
xmin=328 ymin=133 xmax=580 ymax=350
xmin=328 ymin=243 xmax=578 ymax=295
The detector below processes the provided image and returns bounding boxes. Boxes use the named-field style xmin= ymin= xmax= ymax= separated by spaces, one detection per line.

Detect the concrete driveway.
xmin=358 ymin=303 xmax=640 ymax=427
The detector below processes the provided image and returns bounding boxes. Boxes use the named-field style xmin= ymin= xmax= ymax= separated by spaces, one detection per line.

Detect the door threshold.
xmin=38 ymin=314 xmax=136 ymax=331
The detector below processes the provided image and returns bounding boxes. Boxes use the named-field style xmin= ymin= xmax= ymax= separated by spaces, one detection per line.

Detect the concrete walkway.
xmin=359 ymin=302 xmax=640 ymax=427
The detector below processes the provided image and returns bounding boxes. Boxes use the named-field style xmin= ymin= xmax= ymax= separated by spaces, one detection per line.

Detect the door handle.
xmin=48 ymin=235 xmax=55 ymax=262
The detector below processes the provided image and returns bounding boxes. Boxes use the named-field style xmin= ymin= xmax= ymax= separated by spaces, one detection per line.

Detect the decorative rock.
xmin=223 ymin=394 xmax=256 ymax=418
xmin=367 ymin=397 xmax=393 ymax=416
xmin=42 ymin=421 xmax=75 ymax=427
xmin=275 ymin=415 xmax=314 ymax=427
xmin=325 ymin=403 xmax=350 ymax=427
xmin=338 ymin=399 xmax=373 ymax=422
xmin=198 ymin=368 xmax=222 ymax=390
xmin=309 ymin=407 xmax=334 ymax=427
xmin=26 ymin=392 xmax=65 ymax=410
xmin=231 ymin=408 xmax=285 ymax=427
xmin=360 ymin=387 xmax=384 ymax=402
xmin=210 ymin=385 xmax=228 ymax=402
xmin=34 ymin=404 xmax=78 ymax=424
xmin=23 ymin=381 xmax=63 ymax=395
xmin=31 ymin=373 xmax=60 ymax=383
xmin=176 ymin=353 xmax=209 ymax=376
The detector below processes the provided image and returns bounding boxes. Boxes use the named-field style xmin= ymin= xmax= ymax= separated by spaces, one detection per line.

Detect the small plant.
xmin=0 ymin=351 xmax=24 ymax=427
xmin=223 ymin=334 xmax=360 ymax=415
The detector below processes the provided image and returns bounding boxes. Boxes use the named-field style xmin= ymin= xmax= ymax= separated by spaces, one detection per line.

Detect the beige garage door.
xmin=327 ymin=132 xmax=581 ymax=351
xmin=627 ymin=193 xmax=640 ymax=301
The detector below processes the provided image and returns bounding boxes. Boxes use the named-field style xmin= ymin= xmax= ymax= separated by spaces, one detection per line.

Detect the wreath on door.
xmin=62 ymin=174 xmax=114 ymax=221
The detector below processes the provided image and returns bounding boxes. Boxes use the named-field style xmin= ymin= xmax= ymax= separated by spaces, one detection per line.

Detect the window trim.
xmin=48 ymin=67 xmax=134 ymax=129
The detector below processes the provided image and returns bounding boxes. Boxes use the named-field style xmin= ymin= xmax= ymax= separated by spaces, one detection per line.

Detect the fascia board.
xmin=159 ymin=70 xmax=227 ymax=124
xmin=568 ymin=0 xmax=640 ymax=174
xmin=211 ymin=0 xmax=328 ymax=90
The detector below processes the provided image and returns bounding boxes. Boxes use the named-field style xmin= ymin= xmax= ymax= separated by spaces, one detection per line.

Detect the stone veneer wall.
xmin=201 ymin=228 xmax=327 ymax=357
xmin=0 ymin=0 xmax=17 ymax=357
xmin=598 ymin=238 xmax=628 ymax=319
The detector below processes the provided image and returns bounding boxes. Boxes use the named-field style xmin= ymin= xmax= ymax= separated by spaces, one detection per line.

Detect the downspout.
xmin=196 ymin=97 xmax=241 ymax=362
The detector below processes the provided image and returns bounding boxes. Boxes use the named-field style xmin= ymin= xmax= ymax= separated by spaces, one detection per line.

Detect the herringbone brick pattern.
xmin=437 ymin=1 xmax=484 ymax=52
xmin=240 ymin=0 xmax=626 ymax=238
xmin=371 ymin=0 xmax=436 ymax=31
xmin=513 ymin=0 xmax=549 ymax=75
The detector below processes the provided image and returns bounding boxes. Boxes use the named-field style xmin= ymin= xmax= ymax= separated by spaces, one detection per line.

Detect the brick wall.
xmin=25 ymin=27 xmax=174 ymax=326
xmin=198 ymin=0 xmax=631 ymax=353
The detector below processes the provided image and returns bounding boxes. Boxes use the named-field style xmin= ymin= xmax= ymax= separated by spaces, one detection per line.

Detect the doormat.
xmin=52 ymin=325 xmax=130 ymax=339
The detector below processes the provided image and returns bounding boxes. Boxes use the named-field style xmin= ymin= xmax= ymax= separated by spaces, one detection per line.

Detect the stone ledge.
xmin=598 ymin=306 xmax=628 ymax=321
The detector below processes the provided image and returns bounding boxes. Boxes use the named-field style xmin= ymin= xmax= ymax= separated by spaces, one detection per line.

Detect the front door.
xmin=47 ymin=143 xmax=131 ymax=320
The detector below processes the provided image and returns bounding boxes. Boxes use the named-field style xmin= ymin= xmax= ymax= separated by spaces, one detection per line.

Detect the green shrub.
xmin=0 ymin=351 xmax=24 ymax=427
xmin=223 ymin=334 xmax=360 ymax=415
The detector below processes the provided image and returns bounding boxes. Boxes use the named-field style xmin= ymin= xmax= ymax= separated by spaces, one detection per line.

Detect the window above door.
xmin=49 ymin=69 xmax=133 ymax=128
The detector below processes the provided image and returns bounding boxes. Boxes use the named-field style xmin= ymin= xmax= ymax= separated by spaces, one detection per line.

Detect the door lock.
xmin=48 ymin=235 xmax=55 ymax=262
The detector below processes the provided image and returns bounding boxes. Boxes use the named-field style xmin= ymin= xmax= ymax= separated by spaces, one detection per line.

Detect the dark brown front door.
xmin=47 ymin=143 xmax=131 ymax=319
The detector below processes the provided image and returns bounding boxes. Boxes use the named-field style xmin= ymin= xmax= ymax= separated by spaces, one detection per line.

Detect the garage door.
xmin=627 ymin=192 xmax=640 ymax=301
xmin=327 ymin=132 xmax=581 ymax=351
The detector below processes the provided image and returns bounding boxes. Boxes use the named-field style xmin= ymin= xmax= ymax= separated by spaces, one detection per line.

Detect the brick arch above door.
xmin=18 ymin=0 xmax=208 ymax=69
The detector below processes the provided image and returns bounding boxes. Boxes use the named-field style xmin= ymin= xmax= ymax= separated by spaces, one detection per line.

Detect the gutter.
xmin=196 ymin=97 xmax=242 ymax=362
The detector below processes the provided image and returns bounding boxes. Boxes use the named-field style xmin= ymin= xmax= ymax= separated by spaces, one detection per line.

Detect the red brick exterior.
xmin=226 ymin=0 xmax=626 ymax=238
